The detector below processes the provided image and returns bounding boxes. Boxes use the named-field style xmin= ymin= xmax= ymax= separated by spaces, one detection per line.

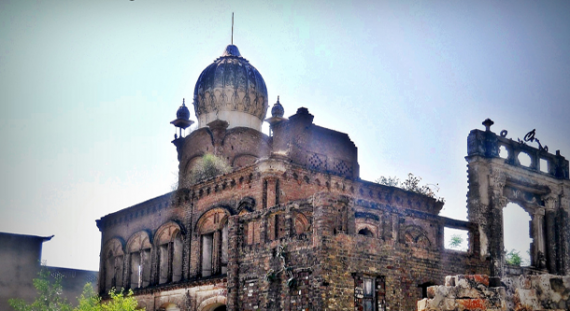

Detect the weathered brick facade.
xmin=96 ymin=45 xmax=570 ymax=311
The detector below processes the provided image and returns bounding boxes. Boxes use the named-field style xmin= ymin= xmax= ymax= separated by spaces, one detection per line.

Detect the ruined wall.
xmin=97 ymin=155 xmax=472 ymax=310
xmin=418 ymin=274 xmax=570 ymax=311
xmin=466 ymin=121 xmax=570 ymax=280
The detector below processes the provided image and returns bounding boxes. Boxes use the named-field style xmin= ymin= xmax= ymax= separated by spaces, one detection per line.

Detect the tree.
xmin=187 ymin=153 xmax=232 ymax=185
xmin=448 ymin=234 xmax=463 ymax=249
xmin=74 ymin=284 xmax=100 ymax=311
xmin=74 ymin=286 xmax=143 ymax=311
xmin=9 ymin=265 xmax=73 ymax=311
xmin=9 ymin=266 xmax=144 ymax=311
xmin=505 ymin=249 xmax=522 ymax=266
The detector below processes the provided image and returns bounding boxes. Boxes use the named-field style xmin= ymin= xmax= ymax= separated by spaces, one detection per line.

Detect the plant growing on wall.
xmin=505 ymin=249 xmax=522 ymax=266
xmin=376 ymin=173 xmax=445 ymax=203
xmin=448 ymin=234 xmax=464 ymax=249
xmin=265 ymin=245 xmax=297 ymax=288
xmin=188 ymin=153 xmax=232 ymax=184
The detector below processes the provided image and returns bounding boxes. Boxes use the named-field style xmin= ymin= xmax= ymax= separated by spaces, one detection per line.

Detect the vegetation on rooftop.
xmin=376 ymin=173 xmax=445 ymax=203
xmin=188 ymin=153 xmax=232 ymax=185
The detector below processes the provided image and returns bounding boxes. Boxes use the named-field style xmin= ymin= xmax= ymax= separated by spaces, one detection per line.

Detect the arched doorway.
xmin=197 ymin=296 xmax=227 ymax=311
xmin=503 ymin=203 xmax=532 ymax=267
xmin=158 ymin=303 xmax=180 ymax=311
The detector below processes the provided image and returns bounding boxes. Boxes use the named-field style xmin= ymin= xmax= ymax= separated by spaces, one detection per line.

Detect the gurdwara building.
xmin=96 ymin=44 xmax=570 ymax=311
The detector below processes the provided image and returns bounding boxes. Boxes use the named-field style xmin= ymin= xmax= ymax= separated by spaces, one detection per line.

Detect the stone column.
xmin=489 ymin=167 xmax=507 ymax=281
xmin=544 ymin=195 xmax=558 ymax=273
xmin=226 ymin=216 xmax=240 ymax=311
xmin=266 ymin=178 xmax=277 ymax=208
xmin=212 ymin=230 xmax=221 ymax=275
xmin=560 ymin=197 xmax=570 ymax=274
xmin=531 ymin=210 xmax=545 ymax=269
xmin=488 ymin=203 xmax=505 ymax=280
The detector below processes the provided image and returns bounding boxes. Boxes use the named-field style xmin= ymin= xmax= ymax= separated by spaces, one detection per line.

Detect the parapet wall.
xmin=418 ymin=274 xmax=570 ymax=311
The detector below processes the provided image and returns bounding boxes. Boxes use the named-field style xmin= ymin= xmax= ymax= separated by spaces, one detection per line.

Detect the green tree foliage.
xmin=74 ymin=284 xmax=100 ymax=311
xmin=188 ymin=153 xmax=232 ymax=185
xmin=9 ymin=266 xmax=144 ymax=311
xmin=505 ymin=249 xmax=522 ymax=266
xmin=74 ymin=287 xmax=143 ymax=311
xmin=448 ymin=234 xmax=464 ymax=249
xmin=9 ymin=266 xmax=72 ymax=311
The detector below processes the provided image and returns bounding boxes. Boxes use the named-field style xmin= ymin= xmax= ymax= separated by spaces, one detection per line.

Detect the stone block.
xmin=445 ymin=276 xmax=456 ymax=287
xmin=417 ymin=298 xmax=428 ymax=311
xmin=515 ymin=288 xmax=540 ymax=310
xmin=456 ymin=298 xmax=486 ymax=310
xmin=468 ymin=275 xmax=490 ymax=287
xmin=456 ymin=286 xmax=485 ymax=299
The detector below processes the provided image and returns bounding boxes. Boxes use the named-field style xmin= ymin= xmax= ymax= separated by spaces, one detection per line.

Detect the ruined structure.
xmin=0 ymin=232 xmax=98 ymax=309
xmin=96 ymin=44 xmax=570 ymax=311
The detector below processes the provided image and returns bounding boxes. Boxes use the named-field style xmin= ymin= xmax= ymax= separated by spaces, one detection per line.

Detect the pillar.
xmin=531 ymin=211 xmax=546 ymax=269
xmin=544 ymin=195 xmax=558 ymax=273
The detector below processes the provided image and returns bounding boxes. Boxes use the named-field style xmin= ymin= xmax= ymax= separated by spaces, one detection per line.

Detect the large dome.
xmin=193 ymin=45 xmax=268 ymax=131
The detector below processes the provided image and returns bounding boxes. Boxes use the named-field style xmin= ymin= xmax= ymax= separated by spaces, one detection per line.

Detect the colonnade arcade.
xmin=99 ymin=208 xmax=230 ymax=294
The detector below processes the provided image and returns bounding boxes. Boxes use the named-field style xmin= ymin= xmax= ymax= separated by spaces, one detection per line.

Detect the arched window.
xmin=404 ymin=226 xmax=431 ymax=248
xmin=155 ymin=222 xmax=184 ymax=284
xmin=126 ymin=231 xmax=152 ymax=289
xmin=197 ymin=208 xmax=229 ymax=277
xmin=358 ymin=227 xmax=374 ymax=237
xmin=102 ymin=239 xmax=124 ymax=293
xmin=293 ymin=212 xmax=310 ymax=236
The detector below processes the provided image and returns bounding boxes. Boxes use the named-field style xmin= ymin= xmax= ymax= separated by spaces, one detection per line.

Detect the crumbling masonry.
xmin=96 ymin=44 xmax=570 ymax=311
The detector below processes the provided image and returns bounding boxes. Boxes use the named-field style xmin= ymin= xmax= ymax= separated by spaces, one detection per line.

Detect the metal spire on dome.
xmin=231 ymin=12 xmax=234 ymax=45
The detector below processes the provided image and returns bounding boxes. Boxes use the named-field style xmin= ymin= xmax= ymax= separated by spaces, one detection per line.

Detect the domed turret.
xmin=271 ymin=96 xmax=284 ymax=118
xmin=171 ymin=98 xmax=194 ymax=141
xmin=176 ymin=99 xmax=191 ymax=120
xmin=193 ymin=44 xmax=268 ymax=131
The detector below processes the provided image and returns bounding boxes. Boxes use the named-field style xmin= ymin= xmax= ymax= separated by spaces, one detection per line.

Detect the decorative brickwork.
xmin=98 ymin=43 xmax=570 ymax=311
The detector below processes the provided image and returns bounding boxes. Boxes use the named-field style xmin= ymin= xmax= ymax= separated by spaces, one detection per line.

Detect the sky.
xmin=1 ymin=0 xmax=569 ymax=271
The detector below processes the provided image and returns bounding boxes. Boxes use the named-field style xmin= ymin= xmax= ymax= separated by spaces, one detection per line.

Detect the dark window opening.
xmin=358 ymin=228 xmax=374 ymax=237
xmin=419 ymin=282 xmax=435 ymax=298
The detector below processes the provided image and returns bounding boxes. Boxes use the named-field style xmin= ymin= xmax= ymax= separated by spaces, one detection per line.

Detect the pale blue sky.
xmin=1 ymin=0 xmax=569 ymax=270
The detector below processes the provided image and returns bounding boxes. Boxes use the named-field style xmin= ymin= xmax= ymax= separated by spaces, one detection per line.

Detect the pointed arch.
xmin=196 ymin=207 xmax=230 ymax=277
xmin=155 ymin=221 xmax=185 ymax=284
xmin=101 ymin=238 xmax=124 ymax=293
xmin=293 ymin=212 xmax=310 ymax=236
xmin=126 ymin=231 xmax=152 ymax=289
xmin=403 ymin=225 xmax=431 ymax=248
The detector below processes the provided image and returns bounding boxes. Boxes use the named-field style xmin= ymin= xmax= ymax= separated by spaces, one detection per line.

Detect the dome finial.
xmin=231 ymin=12 xmax=234 ymax=45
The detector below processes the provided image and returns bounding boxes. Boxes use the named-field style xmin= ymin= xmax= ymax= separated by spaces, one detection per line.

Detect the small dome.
xmin=193 ymin=44 xmax=268 ymax=131
xmin=176 ymin=99 xmax=190 ymax=120
xmin=271 ymin=96 xmax=284 ymax=117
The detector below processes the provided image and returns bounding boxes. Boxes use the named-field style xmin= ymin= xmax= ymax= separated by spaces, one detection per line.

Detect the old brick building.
xmin=96 ymin=44 xmax=570 ymax=311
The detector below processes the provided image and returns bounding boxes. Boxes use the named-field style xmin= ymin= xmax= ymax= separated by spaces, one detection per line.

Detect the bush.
xmin=188 ymin=153 xmax=232 ymax=184
xmin=376 ymin=173 xmax=445 ymax=203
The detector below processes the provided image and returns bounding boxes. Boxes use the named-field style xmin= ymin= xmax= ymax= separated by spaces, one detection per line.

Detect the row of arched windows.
xmin=101 ymin=208 xmax=231 ymax=293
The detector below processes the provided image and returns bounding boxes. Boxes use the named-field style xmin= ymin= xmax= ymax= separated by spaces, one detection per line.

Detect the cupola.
xmin=192 ymin=44 xmax=268 ymax=131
